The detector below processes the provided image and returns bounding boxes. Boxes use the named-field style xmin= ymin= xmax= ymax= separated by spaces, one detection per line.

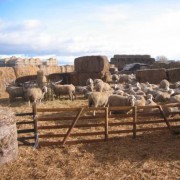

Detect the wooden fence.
xmin=26 ymin=103 xmax=180 ymax=147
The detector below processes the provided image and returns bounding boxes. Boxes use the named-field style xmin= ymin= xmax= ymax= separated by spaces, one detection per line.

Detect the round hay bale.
xmin=0 ymin=108 xmax=18 ymax=165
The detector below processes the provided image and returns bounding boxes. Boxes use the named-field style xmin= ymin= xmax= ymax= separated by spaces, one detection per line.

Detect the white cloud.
xmin=0 ymin=2 xmax=180 ymax=64
xmin=23 ymin=19 xmax=42 ymax=29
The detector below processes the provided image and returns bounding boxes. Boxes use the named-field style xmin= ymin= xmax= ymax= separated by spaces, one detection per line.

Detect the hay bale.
xmin=0 ymin=67 xmax=17 ymax=96
xmin=167 ymin=68 xmax=180 ymax=83
xmin=74 ymin=56 xmax=110 ymax=73
xmin=136 ymin=68 xmax=167 ymax=84
xmin=13 ymin=65 xmax=39 ymax=78
xmin=0 ymin=108 xmax=18 ymax=165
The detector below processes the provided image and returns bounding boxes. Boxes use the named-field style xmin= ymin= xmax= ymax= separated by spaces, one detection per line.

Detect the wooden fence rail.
xmin=16 ymin=103 xmax=180 ymax=147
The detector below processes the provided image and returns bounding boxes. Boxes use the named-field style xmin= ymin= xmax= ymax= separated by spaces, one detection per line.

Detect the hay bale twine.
xmin=0 ymin=108 xmax=18 ymax=165
xmin=136 ymin=68 xmax=167 ymax=84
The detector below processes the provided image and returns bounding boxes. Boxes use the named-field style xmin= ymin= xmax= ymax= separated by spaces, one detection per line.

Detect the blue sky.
xmin=0 ymin=0 xmax=180 ymax=65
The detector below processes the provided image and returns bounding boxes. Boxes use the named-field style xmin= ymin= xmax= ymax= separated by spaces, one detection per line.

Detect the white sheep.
xmin=88 ymin=91 xmax=111 ymax=116
xmin=108 ymin=94 xmax=135 ymax=114
xmin=94 ymin=81 xmax=112 ymax=92
xmin=5 ymin=85 xmax=25 ymax=102
xmin=24 ymin=87 xmax=46 ymax=106
xmin=51 ymin=83 xmax=76 ymax=101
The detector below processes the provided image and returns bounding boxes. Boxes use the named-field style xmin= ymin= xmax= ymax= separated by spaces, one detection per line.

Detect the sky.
xmin=0 ymin=0 xmax=180 ymax=65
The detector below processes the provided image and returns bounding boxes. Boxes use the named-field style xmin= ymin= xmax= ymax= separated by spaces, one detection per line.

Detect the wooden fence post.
xmin=133 ymin=106 xmax=137 ymax=138
xmin=105 ymin=107 xmax=109 ymax=141
xmin=32 ymin=103 xmax=39 ymax=148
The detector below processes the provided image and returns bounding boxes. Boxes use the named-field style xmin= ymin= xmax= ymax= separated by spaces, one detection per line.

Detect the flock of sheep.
xmin=4 ymin=73 xmax=180 ymax=115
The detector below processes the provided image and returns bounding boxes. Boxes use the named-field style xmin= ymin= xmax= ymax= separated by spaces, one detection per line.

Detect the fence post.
xmin=133 ymin=106 xmax=137 ymax=138
xmin=105 ymin=107 xmax=109 ymax=141
xmin=32 ymin=103 xmax=39 ymax=148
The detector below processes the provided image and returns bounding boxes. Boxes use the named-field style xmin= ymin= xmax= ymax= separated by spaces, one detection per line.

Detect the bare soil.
xmin=0 ymin=96 xmax=180 ymax=180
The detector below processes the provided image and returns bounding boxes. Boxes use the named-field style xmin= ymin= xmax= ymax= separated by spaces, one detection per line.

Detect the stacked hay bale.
xmin=136 ymin=68 xmax=167 ymax=84
xmin=0 ymin=67 xmax=16 ymax=97
xmin=167 ymin=68 xmax=180 ymax=83
xmin=74 ymin=56 xmax=111 ymax=85
xmin=0 ymin=108 xmax=18 ymax=165
xmin=14 ymin=65 xmax=39 ymax=78
xmin=110 ymin=55 xmax=155 ymax=71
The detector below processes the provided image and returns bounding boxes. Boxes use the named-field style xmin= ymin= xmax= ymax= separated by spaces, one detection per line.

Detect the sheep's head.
xmin=128 ymin=95 xmax=136 ymax=106
xmin=146 ymin=94 xmax=153 ymax=100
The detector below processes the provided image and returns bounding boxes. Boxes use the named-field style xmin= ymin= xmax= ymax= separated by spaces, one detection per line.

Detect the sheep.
xmin=86 ymin=78 xmax=93 ymax=86
xmin=24 ymin=87 xmax=46 ymax=105
xmin=51 ymin=83 xmax=76 ymax=101
xmin=5 ymin=85 xmax=25 ymax=102
xmin=93 ymin=79 xmax=103 ymax=85
xmin=108 ymin=94 xmax=135 ymax=114
xmin=143 ymin=94 xmax=159 ymax=113
xmin=162 ymin=95 xmax=180 ymax=117
xmin=134 ymin=96 xmax=146 ymax=106
xmin=88 ymin=91 xmax=110 ymax=116
xmin=94 ymin=81 xmax=112 ymax=92
xmin=168 ymin=94 xmax=180 ymax=103
xmin=159 ymin=79 xmax=170 ymax=90
xmin=154 ymin=89 xmax=174 ymax=103
xmin=119 ymin=74 xmax=136 ymax=84
xmin=112 ymin=74 xmax=119 ymax=84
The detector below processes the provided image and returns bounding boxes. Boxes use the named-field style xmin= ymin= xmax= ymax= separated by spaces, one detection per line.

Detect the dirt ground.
xmin=0 ymin=96 xmax=180 ymax=180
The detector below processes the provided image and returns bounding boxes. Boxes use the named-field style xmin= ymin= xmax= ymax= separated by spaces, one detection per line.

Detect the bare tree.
xmin=156 ymin=56 xmax=168 ymax=62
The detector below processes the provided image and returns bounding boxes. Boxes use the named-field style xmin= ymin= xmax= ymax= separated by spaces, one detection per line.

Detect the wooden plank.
xmin=136 ymin=126 xmax=170 ymax=132
xmin=15 ymin=112 xmax=34 ymax=116
xmin=137 ymin=105 xmax=159 ymax=109
xmin=62 ymin=108 xmax=84 ymax=145
xmin=161 ymin=103 xmax=180 ymax=108
xmin=16 ymin=121 xmax=34 ymax=125
xmin=39 ymin=131 xmax=105 ymax=138
xmin=108 ymin=129 xmax=133 ymax=134
xmin=37 ymin=114 xmax=105 ymax=121
xmin=136 ymin=118 xmax=180 ymax=125
xmin=36 ymin=107 xmax=82 ymax=112
xmin=109 ymin=106 xmax=133 ymax=111
xmin=17 ymin=129 xmax=35 ymax=134
xmin=38 ymin=123 xmax=105 ymax=129
xmin=105 ymin=107 xmax=108 ymax=141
